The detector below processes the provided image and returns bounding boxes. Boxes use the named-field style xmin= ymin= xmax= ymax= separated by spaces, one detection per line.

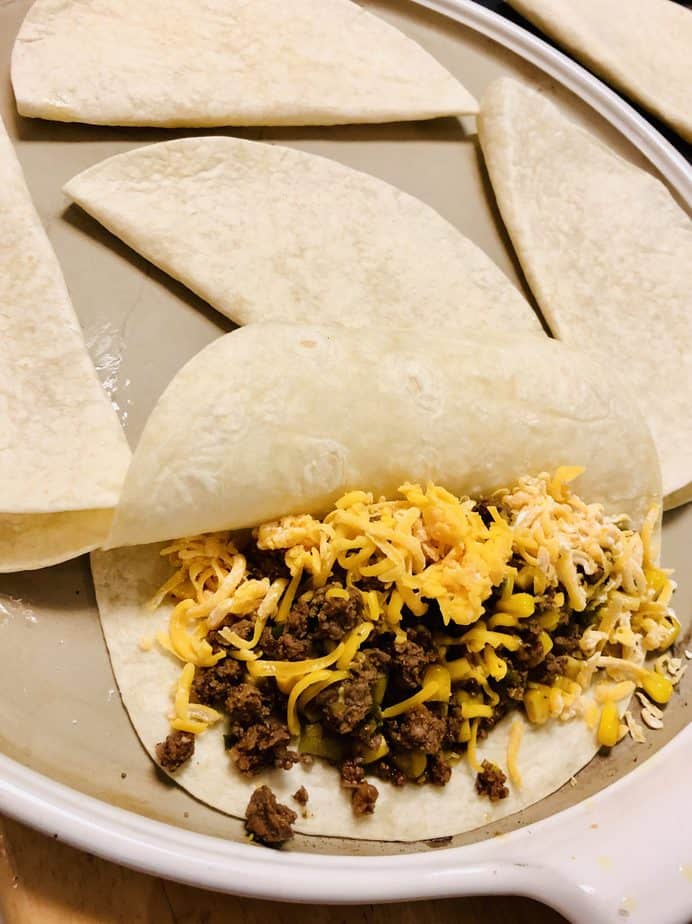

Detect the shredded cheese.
xmin=506 ymin=718 xmax=524 ymax=788
xmin=148 ymin=470 xmax=677 ymax=769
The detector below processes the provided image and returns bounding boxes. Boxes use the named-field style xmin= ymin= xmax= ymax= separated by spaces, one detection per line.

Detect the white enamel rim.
xmin=419 ymin=0 xmax=691 ymax=207
xmin=2 ymin=3 xmax=691 ymax=923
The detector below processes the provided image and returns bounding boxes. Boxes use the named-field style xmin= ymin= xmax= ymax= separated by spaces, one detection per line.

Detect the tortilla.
xmin=107 ymin=323 xmax=660 ymax=549
xmin=11 ymin=0 xmax=476 ymax=127
xmin=92 ymin=323 xmax=661 ymax=840
xmin=478 ymin=79 xmax=692 ymax=509
xmin=507 ymin=0 xmax=692 ymax=142
xmin=0 ymin=115 xmax=130 ymax=573
xmin=63 ymin=137 xmax=538 ymax=333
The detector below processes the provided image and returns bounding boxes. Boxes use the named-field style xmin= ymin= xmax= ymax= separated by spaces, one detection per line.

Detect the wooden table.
xmin=0 ymin=816 xmax=567 ymax=924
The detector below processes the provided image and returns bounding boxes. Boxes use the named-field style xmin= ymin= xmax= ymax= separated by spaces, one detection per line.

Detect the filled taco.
xmin=92 ymin=324 xmax=678 ymax=843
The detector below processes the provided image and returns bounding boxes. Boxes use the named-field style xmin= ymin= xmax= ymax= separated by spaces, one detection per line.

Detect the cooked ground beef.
xmin=312 ymin=585 xmax=363 ymax=642
xmin=443 ymin=707 xmax=463 ymax=749
xmin=245 ymin=785 xmax=296 ymax=847
xmin=475 ymin=760 xmax=508 ymax=801
xmin=513 ymin=620 xmax=547 ymax=668
xmin=244 ymin=545 xmax=290 ymax=583
xmin=225 ymin=683 xmax=268 ymax=733
xmin=473 ymin=500 xmax=495 ymax=527
xmin=260 ymin=626 xmax=313 ymax=661
xmin=319 ymin=675 xmax=373 ymax=735
xmin=427 ymin=754 xmax=451 ymax=786
xmin=503 ymin=667 xmax=529 ymax=702
xmin=230 ymin=717 xmax=299 ymax=775
xmin=532 ymin=653 xmax=567 ymax=684
xmin=387 ymin=705 xmax=446 ymax=754
xmin=371 ymin=759 xmax=407 ymax=787
xmin=389 ymin=636 xmax=437 ymax=690
xmin=292 ymin=786 xmax=309 ymax=806
xmin=318 ymin=649 xmax=389 ymax=737
xmin=191 ymin=657 xmax=243 ymax=707
xmin=351 ymin=781 xmax=379 ymax=815
xmin=552 ymin=622 xmax=583 ymax=655
xmin=340 ymin=759 xmax=365 ymax=785
xmin=155 ymin=730 xmax=194 ymax=772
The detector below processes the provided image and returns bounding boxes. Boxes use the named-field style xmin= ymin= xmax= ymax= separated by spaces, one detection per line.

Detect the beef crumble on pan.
xmin=245 ymin=785 xmax=297 ymax=847
xmin=152 ymin=472 xmax=678 ymax=828
xmin=292 ymin=786 xmax=309 ymax=807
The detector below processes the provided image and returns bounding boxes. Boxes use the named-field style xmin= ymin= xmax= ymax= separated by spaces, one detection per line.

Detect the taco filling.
xmin=148 ymin=467 xmax=678 ymax=821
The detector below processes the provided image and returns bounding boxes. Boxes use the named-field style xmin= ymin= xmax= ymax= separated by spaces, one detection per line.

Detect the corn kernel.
xmin=524 ymin=687 xmax=550 ymax=724
xmin=538 ymin=631 xmax=553 ymax=655
xmin=360 ymin=736 xmax=389 ymax=763
xmin=537 ymin=609 xmax=561 ymax=631
xmin=497 ymin=592 xmax=535 ymax=618
xmin=597 ymin=701 xmax=620 ymax=747
xmin=640 ymin=670 xmax=673 ymax=704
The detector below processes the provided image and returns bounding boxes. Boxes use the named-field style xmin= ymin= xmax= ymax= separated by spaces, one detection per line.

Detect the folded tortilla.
xmin=478 ymin=79 xmax=692 ymax=509
xmin=507 ymin=0 xmax=692 ymax=142
xmin=92 ymin=323 xmax=660 ymax=840
xmin=63 ymin=137 xmax=538 ymax=334
xmin=0 ymin=116 xmax=130 ymax=572
xmin=108 ymin=323 xmax=659 ymax=547
xmin=11 ymin=0 xmax=476 ymax=127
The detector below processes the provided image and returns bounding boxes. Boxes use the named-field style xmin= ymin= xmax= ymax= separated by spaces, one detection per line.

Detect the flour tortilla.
xmin=478 ymin=79 xmax=692 ymax=508
xmin=64 ymin=137 xmax=538 ymax=333
xmin=507 ymin=0 xmax=692 ymax=142
xmin=93 ymin=322 xmax=660 ymax=840
xmin=0 ymin=115 xmax=130 ymax=572
xmin=107 ymin=323 xmax=660 ymax=550
xmin=11 ymin=0 xmax=476 ymax=127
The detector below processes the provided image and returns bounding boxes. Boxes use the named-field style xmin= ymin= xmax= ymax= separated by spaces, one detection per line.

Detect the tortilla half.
xmin=63 ymin=137 xmax=538 ymax=334
xmin=93 ymin=323 xmax=660 ymax=840
xmin=507 ymin=0 xmax=692 ymax=142
xmin=0 ymin=116 xmax=130 ymax=572
xmin=478 ymin=79 xmax=692 ymax=508
xmin=11 ymin=0 xmax=476 ymax=127
xmin=107 ymin=323 xmax=659 ymax=548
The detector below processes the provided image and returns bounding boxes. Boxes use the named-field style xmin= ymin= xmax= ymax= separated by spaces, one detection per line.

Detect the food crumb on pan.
xmin=292 ymin=785 xmax=309 ymax=806
xmin=245 ymin=785 xmax=296 ymax=847
xmin=623 ymin=710 xmax=646 ymax=743
xmin=636 ymin=693 xmax=665 ymax=730
xmin=292 ymin=785 xmax=310 ymax=816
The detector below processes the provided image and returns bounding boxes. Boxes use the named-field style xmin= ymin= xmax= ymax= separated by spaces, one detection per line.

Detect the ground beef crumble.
xmin=387 ymin=705 xmax=446 ymax=754
xmin=245 ymin=785 xmax=296 ymax=847
xmin=230 ymin=717 xmax=299 ymax=775
xmin=351 ymin=781 xmax=379 ymax=815
xmin=475 ymin=760 xmax=509 ymax=801
xmin=156 ymin=730 xmax=195 ymax=772
xmin=292 ymin=786 xmax=309 ymax=806
xmin=191 ymin=658 xmax=243 ymax=708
